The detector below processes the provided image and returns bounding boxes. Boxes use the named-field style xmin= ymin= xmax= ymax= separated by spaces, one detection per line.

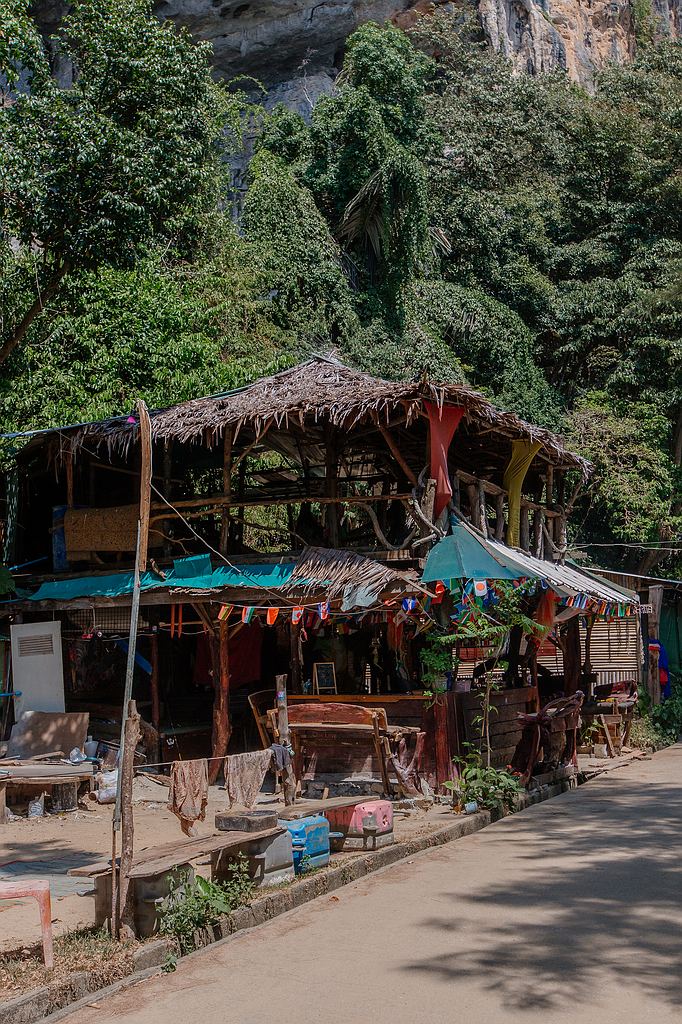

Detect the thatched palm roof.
xmin=40 ymin=356 xmax=588 ymax=473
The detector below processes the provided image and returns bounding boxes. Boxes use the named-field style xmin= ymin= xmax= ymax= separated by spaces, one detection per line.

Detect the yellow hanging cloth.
xmin=503 ymin=440 xmax=542 ymax=548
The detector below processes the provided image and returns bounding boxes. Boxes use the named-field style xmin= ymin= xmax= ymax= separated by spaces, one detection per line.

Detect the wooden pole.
xmin=325 ymin=432 xmax=340 ymax=547
xmin=561 ymin=618 xmax=582 ymax=697
xmin=219 ymin=428 xmax=233 ymax=555
xmin=377 ymin=424 xmax=418 ymax=486
xmin=290 ymin=619 xmax=303 ymax=694
xmin=451 ymin=473 xmax=460 ymax=512
xmin=137 ymin=401 xmax=152 ymax=573
xmin=65 ymin=451 xmax=74 ymax=509
xmin=478 ymin=482 xmax=488 ymax=539
xmin=111 ymin=400 xmax=151 ymax=938
xmin=466 ymin=483 xmax=478 ymax=530
xmin=495 ymin=492 xmax=505 ymax=541
xmin=519 ymin=504 xmax=530 ymax=551
xmin=275 ymin=674 xmax=296 ymax=806
xmin=111 ymin=521 xmax=142 ymax=937
xmin=208 ymin=617 xmax=231 ymax=785
xmin=149 ymin=632 xmax=160 ymax=764
xmin=118 ymin=700 xmax=141 ymax=940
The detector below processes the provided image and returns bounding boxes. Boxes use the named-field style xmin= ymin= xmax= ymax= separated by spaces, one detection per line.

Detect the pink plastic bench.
xmin=0 ymin=878 xmax=54 ymax=969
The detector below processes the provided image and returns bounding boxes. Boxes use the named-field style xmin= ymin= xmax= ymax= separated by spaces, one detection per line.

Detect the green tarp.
xmin=421 ymin=520 xmax=529 ymax=582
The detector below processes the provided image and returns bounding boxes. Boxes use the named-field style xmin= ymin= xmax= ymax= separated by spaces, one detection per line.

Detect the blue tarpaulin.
xmin=26 ymin=556 xmax=296 ymax=602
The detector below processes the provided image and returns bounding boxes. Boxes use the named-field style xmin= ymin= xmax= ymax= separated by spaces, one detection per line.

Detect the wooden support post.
xmin=520 ymin=505 xmax=530 ymax=551
xmin=118 ymin=699 xmax=141 ymax=941
xmin=290 ymin=619 xmax=303 ymax=694
xmin=377 ymin=424 xmax=418 ymax=486
xmin=466 ymin=483 xmax=478 ymax=529
xmin=149 ymin=632 xmax=161 ymax=764
xmin=65 ymin=451 xmax=74 ymax=509
xmin=451 ymin=473 xmax=460 ymax=511
xmin=545 ymin=465 xmax=554 ymax=507
xmin=495 ymin=492 xmax=505 ymax=541
xmin=433 ymin=696 xmax=453 ymax=793
xmin=561 ymin=618 xmax=582 ymax=697
xmin=137 ymin=402 xmax=152 ymax=573
xmin=275 ymin=674 xmax=296 ymax=806
xmin=534 ymin=508 xmax=544 ymax=558
xmin=478 ymin=481 xmax=488 ymax=539
xmin=219 ymin=429 xmax=233 ymax=555
xmin=325 ymin=432 xmax=340 ymax=547
xmin=583 ymin=616 xmax=595 ymax=684
xmin=209 ymin=618 xmax=231 ymax=785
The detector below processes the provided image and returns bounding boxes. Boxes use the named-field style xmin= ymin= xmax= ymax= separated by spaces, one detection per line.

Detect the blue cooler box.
xmin=278 ymin=814 xmax=341 ymax=873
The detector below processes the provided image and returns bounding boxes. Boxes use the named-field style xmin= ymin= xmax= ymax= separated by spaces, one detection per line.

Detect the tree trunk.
xmin=0 ymin=263 xmax=69 ymax=366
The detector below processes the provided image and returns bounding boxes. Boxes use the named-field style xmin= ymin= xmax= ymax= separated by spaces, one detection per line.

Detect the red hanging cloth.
xmin=425 ymin=401 xmax=466 ymax=517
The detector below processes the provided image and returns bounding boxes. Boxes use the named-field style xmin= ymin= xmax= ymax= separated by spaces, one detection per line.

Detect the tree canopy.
xmin=1 ymin=5 xmax=680 ymax=575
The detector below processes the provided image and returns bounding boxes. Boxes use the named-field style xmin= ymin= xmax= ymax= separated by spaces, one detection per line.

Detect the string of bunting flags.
xmin=214 ymin=596 xmax=429 ymax=629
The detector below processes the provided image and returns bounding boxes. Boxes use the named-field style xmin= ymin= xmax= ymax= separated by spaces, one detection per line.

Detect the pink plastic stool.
xmin=0 ymin=878 xmax=54 ymax=969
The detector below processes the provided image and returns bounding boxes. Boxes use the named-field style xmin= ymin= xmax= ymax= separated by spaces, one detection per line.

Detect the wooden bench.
xmin=69 ymin=827 xmax=283 ymax=881
xmin=70 ymin=827 xmax=283 ymax=936
xmin=268 ymin=702 xmax=421 ymax=797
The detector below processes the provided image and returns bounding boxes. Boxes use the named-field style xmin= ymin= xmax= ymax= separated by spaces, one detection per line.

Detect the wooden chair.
xmin=247 ymin=690 xmax=276 ymax=750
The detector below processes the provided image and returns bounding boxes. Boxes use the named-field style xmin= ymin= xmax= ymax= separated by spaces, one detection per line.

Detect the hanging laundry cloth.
xmin=167 ymin=759 xmax=209 ymax=837
xmin=270 ymin=742 xmax=292 ymax=771
xmin=223 ymin=749 xmax=273 ymax=809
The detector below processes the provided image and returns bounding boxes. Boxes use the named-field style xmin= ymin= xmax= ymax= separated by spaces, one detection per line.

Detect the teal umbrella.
xmin=422 ymin=519 xmax=533 ymax=583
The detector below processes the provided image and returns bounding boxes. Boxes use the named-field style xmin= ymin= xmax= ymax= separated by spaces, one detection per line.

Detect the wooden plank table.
xmin=0 ymin=765 xmax=94 ymax=823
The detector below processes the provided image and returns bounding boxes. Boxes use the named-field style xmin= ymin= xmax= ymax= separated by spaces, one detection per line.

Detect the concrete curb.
xmin=1 ymin=777 xmax=574 ymax=1024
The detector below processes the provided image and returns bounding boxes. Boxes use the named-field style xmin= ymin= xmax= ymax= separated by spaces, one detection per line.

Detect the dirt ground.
xmin=0 ymin=779 xmax=451 ymax=956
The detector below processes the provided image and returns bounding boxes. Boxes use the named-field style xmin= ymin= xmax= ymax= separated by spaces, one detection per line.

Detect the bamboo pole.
xmin=110 ymin=399 xmax=151 ymax=939
xmin=137 ymin=401 xmax=152 ymax=572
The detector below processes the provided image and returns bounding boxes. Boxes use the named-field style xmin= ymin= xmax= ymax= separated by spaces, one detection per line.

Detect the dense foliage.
xmin=1 ymin=3 xmax=680 ymax=572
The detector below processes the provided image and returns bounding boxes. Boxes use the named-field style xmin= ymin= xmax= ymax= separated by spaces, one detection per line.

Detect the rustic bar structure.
xmin=0 ymin=357 xmax=639 ymax=796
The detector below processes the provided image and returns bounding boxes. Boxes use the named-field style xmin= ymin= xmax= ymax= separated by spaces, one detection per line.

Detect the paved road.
xmin=62 ymin=746 xmax=682 ymax=1024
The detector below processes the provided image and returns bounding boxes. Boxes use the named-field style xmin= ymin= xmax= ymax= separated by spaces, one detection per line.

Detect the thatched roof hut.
xmin=17 ymin=356 xmax=588 ymax=476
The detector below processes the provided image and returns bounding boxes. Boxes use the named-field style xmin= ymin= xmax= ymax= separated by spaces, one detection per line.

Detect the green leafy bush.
xmin=446 ymin=756 xmax=523 ymax=813
xmin=158 ymin=856 xmax=253 ymax=955
xmin=649 ymin=681 xmax=682 ymax=741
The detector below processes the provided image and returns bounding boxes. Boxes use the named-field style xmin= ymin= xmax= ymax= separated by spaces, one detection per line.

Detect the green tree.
xmin=0 ymin=0 xmax=229 ymax=365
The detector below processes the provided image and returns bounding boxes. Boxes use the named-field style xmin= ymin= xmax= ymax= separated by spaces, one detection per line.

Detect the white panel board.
xmin=10 ymin=621 xmax=65 ymax=715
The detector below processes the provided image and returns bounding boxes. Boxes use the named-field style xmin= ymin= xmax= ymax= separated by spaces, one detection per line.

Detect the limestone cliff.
xmin=30 ymin=0 xmax=682 ymax=95
xmin=478 ymin=0 xmax=682 ymax=89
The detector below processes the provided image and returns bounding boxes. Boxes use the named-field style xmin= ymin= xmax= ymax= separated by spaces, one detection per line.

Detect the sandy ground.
xmin=0 ymin=780 xmax=449 ymax=954
xmin=56 ymin=744 xmax=682 ymax=1024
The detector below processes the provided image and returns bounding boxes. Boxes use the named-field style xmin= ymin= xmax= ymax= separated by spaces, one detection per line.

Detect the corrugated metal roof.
xmin=485 ymin=539 xmax=639 ymax=607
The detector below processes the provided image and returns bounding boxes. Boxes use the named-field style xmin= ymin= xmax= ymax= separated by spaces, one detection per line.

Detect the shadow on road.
xmin=401 ymin=768 xmax=682 ymax=1012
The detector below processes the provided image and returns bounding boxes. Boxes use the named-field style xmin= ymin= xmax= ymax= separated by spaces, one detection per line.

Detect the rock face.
xmin=478 ymin=0 xmax=681 ymax=90
xmin=30 ymin=0 xmax=682 ymax=93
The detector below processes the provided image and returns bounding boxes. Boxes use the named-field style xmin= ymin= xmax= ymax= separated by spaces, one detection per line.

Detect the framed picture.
xmin=312 ymin=662 xmax=337 ymax=694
